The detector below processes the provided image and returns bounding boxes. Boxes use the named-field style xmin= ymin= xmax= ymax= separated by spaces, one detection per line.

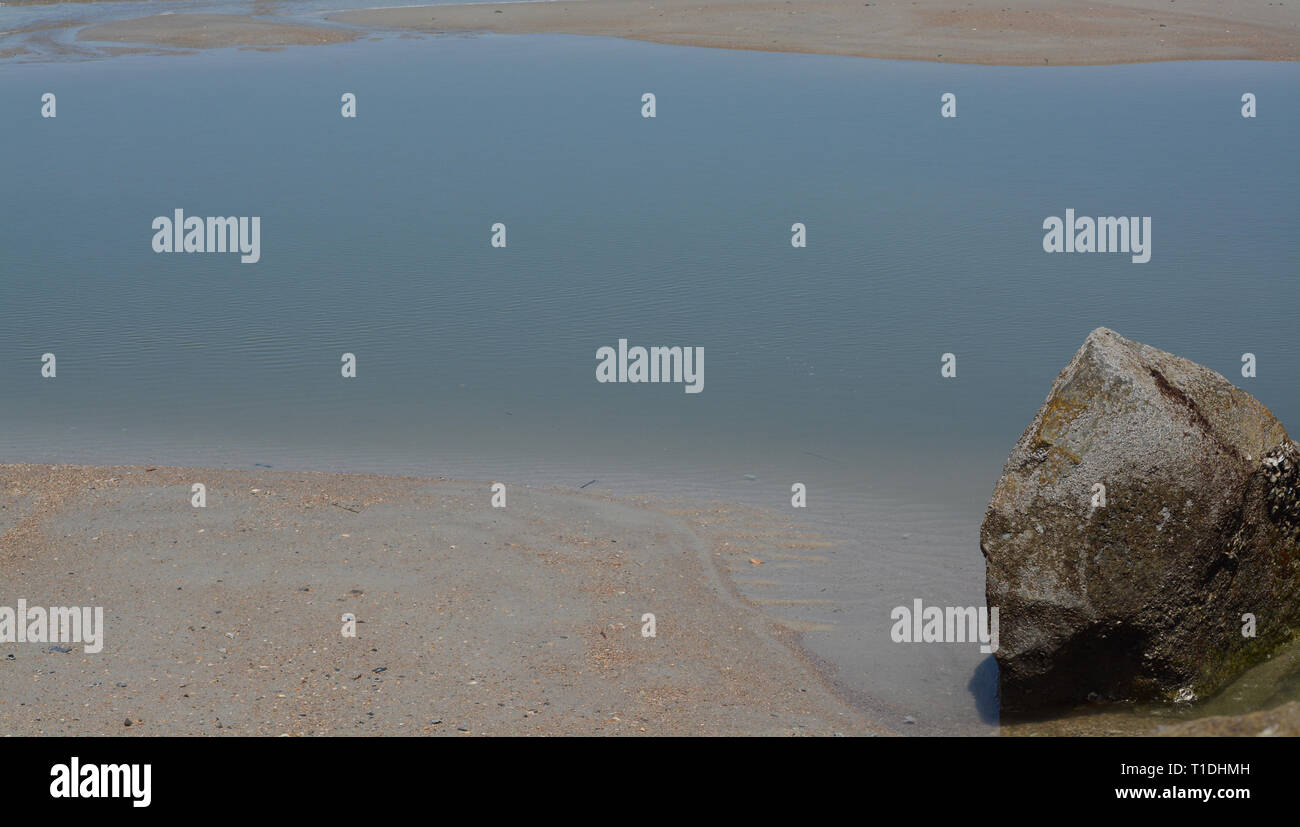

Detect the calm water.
xmin=2 ymin=33 xmax=1298 ymax=733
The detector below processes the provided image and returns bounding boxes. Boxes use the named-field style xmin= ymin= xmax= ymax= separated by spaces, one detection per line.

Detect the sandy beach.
xmin=9 ymin=463 xmax=1297 ymax=736
xmin=332 ymin=0 xmax=1300 ymax=64
xmin=8 ymin=0 xmax=1300 ymax=745
xmin=58 ymin=0 xmax=1298 ymax=64
xmin=0 ymin=463 xmax=880 ymax=736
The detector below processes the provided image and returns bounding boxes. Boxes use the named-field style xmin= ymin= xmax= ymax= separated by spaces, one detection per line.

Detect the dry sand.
xmin=0 ymin=464 xmax=880 ymax=736
xmin=61 ymin=1 xmax=1300 ymax=63
xmin=333 ymin=0 xmax=1300 ymax=64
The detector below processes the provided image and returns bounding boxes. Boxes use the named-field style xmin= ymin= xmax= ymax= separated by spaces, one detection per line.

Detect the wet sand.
xmin=76 ymin=13 xmax=359 ymax=49
xmin=0 ymin=464 xmax=880 ymax=735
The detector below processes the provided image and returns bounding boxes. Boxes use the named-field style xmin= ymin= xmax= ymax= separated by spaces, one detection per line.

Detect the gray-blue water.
xmin=2 ymin=31 xmax=1297 ymax=733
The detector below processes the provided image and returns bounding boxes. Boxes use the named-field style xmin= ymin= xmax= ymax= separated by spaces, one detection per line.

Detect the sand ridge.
xmin=76 ymin=13 xmax=360 ymax=49
xmin=50 ymin=1 xmax=1300 ymax=64
xmin=333 ymin=0 xmax=1300 ymax=64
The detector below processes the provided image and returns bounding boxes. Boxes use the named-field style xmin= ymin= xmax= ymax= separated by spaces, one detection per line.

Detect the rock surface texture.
xmin=981 ymin=328 xmax=1300 ymax=711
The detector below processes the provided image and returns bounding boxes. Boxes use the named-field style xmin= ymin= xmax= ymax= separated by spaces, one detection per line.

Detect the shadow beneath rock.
xmin=968 ymin=655 xmax=1000 ymax=725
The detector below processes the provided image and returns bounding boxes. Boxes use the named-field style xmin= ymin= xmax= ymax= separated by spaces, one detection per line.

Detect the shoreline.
xmin=0 ymin=461 xmax=884 ymax=735
xmin=5 ymin=463 xmax=1298 ymax=734
xmin=331 ymin=0 xmax=1300 ymax=65
xmin=45 ymin=0 xmax=1295 ymax=65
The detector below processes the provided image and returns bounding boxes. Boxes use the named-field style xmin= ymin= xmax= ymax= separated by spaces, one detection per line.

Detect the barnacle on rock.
xmin=1262 ymin=442 xmax=1300 ymax=542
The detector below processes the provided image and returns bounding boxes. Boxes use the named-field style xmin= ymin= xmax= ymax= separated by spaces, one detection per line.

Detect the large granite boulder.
xmin=981 ymin=327 xmax=1300 ymax=711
